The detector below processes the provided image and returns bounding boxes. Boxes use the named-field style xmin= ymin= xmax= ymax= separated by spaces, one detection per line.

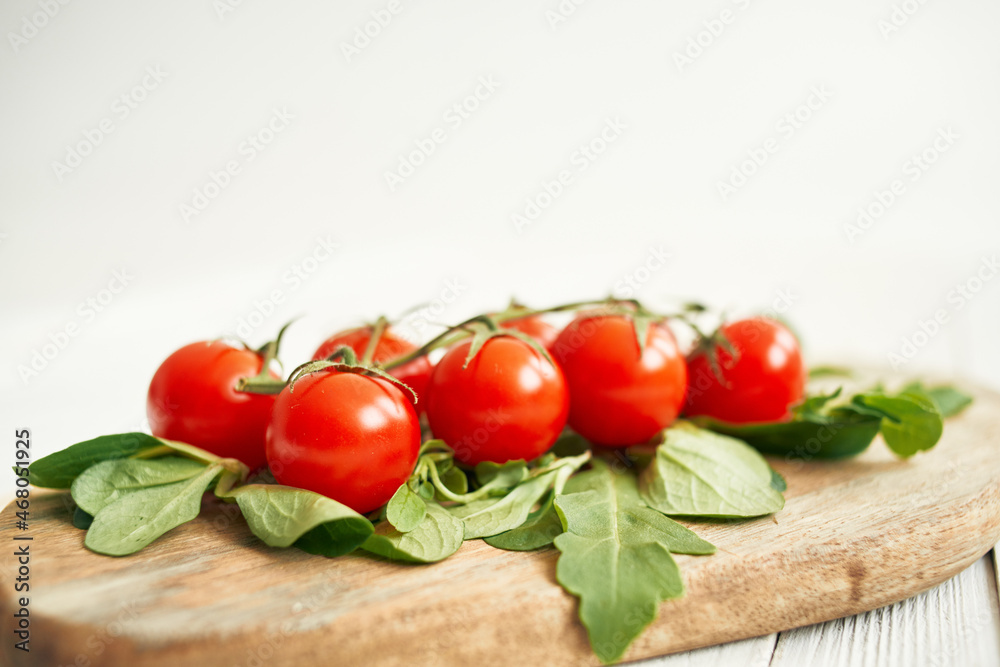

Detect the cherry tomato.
xmin=313 ymin=326 xmax=432 ymax=406
xmin=501 ymin=316 xmax=560 ymax=350
xmin=552 ymin=315 xmax=687 ymax=447
xmin=265 ymin=369 xmax=421 ymax=514
xmin=147 ymin=341 xmax=278 ymax=470
xmin=425 ymin=336 xmax=569 ymax=466
xmin=684 ymin=318 xmax=805 ymax=424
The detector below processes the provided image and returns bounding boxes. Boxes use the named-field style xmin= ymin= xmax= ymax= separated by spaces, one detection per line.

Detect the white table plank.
xmin=769 ymin=555 xmax=1000 ymax=667
xmin=638 ymin=634 xmax=776 ymax=667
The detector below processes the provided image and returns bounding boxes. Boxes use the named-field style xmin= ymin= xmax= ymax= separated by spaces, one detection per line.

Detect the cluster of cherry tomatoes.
xmin=145 ymin=306 xmax=805 ymax=515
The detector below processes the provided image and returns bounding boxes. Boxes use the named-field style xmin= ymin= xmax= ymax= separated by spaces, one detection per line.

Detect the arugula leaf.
xmin=902 ymin=383 xmax=974 ymax=418
xmin=770 ymin=469 xmax=788 ymax=493
xmin=227 ymin=484 xmax=373 ymax=557
xmin=473 ymin=459 xmax=528 ymax=490
xmin=457 ymin=454 xmax=588 ymax=539
xmin=85 ymin=464 xmax=223 ymax=556
xmin=702 ymin=410 xmax=883 ymax=460
xmin=808 ymin=365 xmax=853 ymax=379
xmin=71 ymin=457 xmax=209 ymax=516
xmin=436 ymin=465 xmax=468 ymax=498
xmin=483 ymin=491 xmax=563 ymax=551
xmin=553 ymin=460 xmax=715 ymax=664
xmin=386 ymin=482 xmax=426 ymax=533
xmin=851 ymin=392 xmax=943 ymax=458
xmin=72 ymin=507 xmax=94 ymax=530
xmin=29 ymin=432 xmax=163 ymax=489
xmin=363 ymin=502 xmax=464 ymax=563
xmin=639 ymin=423 xmax=784 ymax=518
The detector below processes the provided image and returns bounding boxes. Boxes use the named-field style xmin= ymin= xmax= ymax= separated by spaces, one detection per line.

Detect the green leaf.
xmin=386 ymin=482 xmax=426 ymax=533
xmin=29 ymin=432 xmax=162 ymax=489
xmin=437 ymin=465 xmax=468 ymax=497
xmin=71 ymin=457 xmax=209 ymax=516
xmin=698 ymin=406 xmax=884 ymax=460
xmin=227 ymin=484 xmax=373 ymax=557
xmin=474 ymin=459 xmax=528 ymax=488
xmin=852 ymin=392 xmax=943 ymax=458
xmin=457 ymin=454 xmax=588 ymax=539
xmin=639 ymin=423 xmax=785 ymax=518
xmin=72 ymin=507 xmax=94 ymax=530
xmin=808 ymin=365 xmax=854 ymax=379
xmin=902 ymin=383 xmax=973 ymax=418
xmin=457 ymin=468 xmax=563 ymax=539
xmin=769 ymin=468 xmax=788 ymax=493
xmin=484 ymin=492 xmax=562 ymax=551
xmin=84 ymin=464 xmax=223 ymax=556
xmin=362 ymin=502 xmax=464 ymax=563
xmin=553 ymin=460 xmax=715 ymax=664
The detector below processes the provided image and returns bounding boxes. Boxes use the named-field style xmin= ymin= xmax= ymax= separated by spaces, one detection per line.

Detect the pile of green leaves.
xmin=27 ymin=382 xmax=972 ymax=665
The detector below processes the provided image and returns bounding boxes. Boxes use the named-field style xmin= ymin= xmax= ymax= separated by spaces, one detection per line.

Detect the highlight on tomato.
xmin=552 ymin=313 xmax=687 ymax=447
xmin=684 ymin=317 xmax=806 ymax=424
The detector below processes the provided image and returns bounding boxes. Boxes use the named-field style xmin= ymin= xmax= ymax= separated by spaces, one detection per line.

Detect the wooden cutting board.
xmin=3 ymin=382 xmax=999 ymax=667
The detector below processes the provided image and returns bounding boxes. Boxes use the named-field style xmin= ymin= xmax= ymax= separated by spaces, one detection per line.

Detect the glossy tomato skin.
xmin=265 ymin=370 xmax=421 ymax=514
xmin=425 ymin=337 xmax=569 ymax=466
xmin=684 ymin=318 xmax=805 ymax=424
xmin=313 ymin=326 xmax=431 ymax=406
xmin=147 ymin=341 xmax=277 ymax=470
xmin=552 ymin=315 xmax=687 ymax=447
xmin=501 ymin=316 xmax=560 ymax=350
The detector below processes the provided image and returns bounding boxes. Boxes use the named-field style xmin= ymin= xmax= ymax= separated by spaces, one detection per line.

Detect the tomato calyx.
xmin=687 ymin=322 xmax=740 ymax=387
xmin=284 ymin=345 xmax=419 ymax=403
xmin=231 ymin=321 xmax=295 ymax=395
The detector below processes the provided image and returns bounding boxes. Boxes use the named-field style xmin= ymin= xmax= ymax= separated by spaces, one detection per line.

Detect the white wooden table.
xmin=638 ymin=551 xmax=1000 ymax=666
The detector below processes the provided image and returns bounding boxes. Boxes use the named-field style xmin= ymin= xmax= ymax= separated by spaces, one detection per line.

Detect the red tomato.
xmin=265 ymin=369 xmax=421 ymax=514
xmin=313 ymin=326 xmax=432 ymax=406
xmin=684 ymin=318 xmax=805 ymax=424
xmin=425 ymin=336 xmax=569 ymax=466
xmin=552 ymin=315 xmax=687 ymax=447
xmin=147 ymin=341 xmax=277 ymax=470
xmin=501 ymin=316 xmax=560 ymax=350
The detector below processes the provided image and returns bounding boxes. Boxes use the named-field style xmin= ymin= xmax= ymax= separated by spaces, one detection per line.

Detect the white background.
xmin=2 ymin=0 xmax=999 ymax=509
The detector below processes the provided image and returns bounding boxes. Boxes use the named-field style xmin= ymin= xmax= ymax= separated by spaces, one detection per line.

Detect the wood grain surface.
xmin=2 ymin=385 xmax=999 ymax=667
